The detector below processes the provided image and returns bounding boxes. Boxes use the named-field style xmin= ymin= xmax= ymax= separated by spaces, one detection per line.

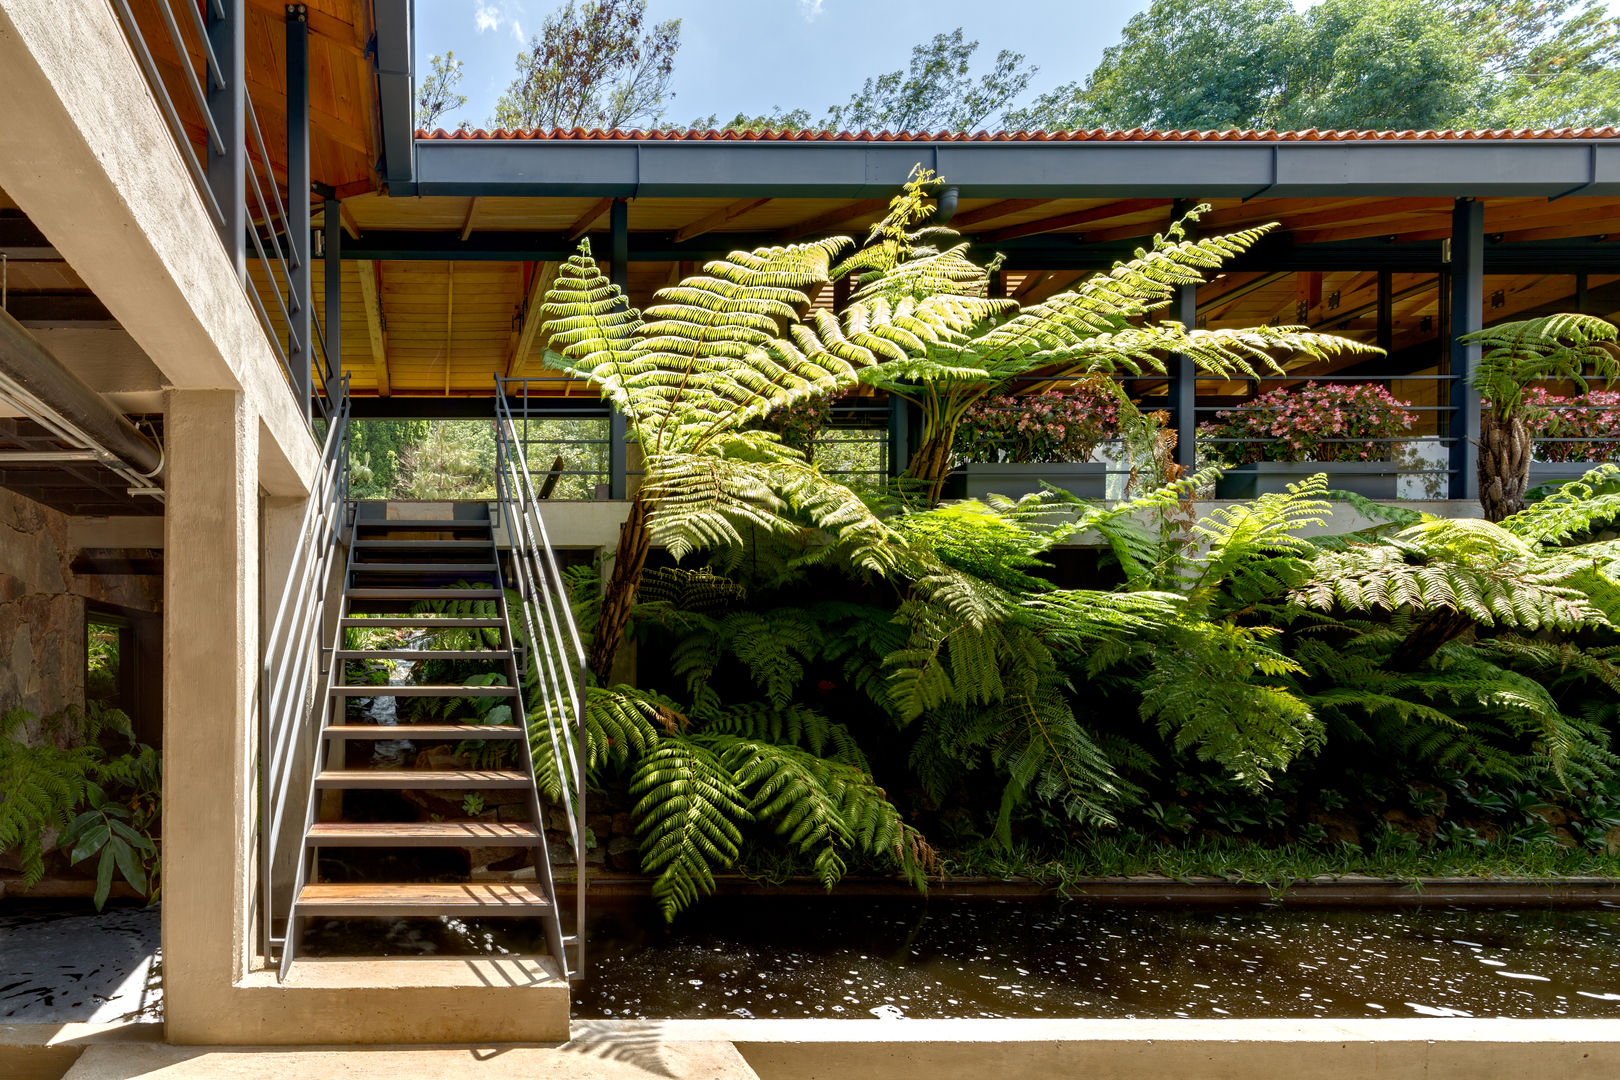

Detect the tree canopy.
xmin=492 ymin=0 xmax=681 ymax=130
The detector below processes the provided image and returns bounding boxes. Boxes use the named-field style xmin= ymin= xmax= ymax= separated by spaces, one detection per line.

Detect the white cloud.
xmin=797 ymin=0 xmax=824 ymax=21
xmin=511 ymin=18 xmax=524 ymax=42
xmin=474 ymin=3 xmax=501 ymax=32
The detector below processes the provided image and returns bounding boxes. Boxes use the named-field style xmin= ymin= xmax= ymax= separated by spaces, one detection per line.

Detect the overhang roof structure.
xmin=267 ymin=126 xmax=1620 ymax=403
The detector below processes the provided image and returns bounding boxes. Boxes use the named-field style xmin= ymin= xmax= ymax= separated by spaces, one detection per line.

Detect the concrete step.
xmin=62 ymin=1039 xmax=759 ymax=1079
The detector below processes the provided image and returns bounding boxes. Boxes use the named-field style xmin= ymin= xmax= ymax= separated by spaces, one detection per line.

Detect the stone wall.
xmin=0 ymin=488 xmax=161 ymax=729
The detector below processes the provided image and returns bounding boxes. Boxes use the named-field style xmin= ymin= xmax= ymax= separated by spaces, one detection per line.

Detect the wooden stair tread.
xmin=352 ymin=539 xmax=492 ymax=549
xmin=295 ymin=882 xmax=550 ymax=915
xmin=340 ymin=617 xmax=503 ymax=628
xmin=350 ymin=563 xmax=499 ymax=573
xmin=335 ymin=649 xmax=511 ymax=660
xmin=354 ymin=519 xmax=491 ymax=530
xmin=330 ymin=684 xmax=515 ymax=697
xmin=324 ymin=723 xmax=524 ymax=739
xmin=315 ymin=769 xmax=533 ymax=789
xmin=307 ymin=821 xmax=541 ymax=846
xmin=344 ymin=587 xmax=502 ymax=600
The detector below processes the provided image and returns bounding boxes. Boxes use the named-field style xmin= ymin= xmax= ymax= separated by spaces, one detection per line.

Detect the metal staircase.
xmin=260 ymin=394 xmax=587 ymax=982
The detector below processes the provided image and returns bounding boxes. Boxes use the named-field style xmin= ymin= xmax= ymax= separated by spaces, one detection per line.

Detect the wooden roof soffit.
xmin=976 ymin=199 xmax=1169 ymax=243
xmin=775 ymin=199 xmax=889 ymax=243
xmin=508 ymin=261 xmax=561 ymax=378
xmin=565 ymin=197 xmax=616 ymax=242
xmin=947 ymin=199 xmax=1054 ymax=230
xmin=673 ymin=198 xmax=771 ymax=244
xmin=357 ymin=259 xmax=389 ymax=396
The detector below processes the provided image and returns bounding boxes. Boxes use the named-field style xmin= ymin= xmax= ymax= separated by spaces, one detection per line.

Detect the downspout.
xmin=0 ymin=306 xmax=165 ymax=482
xmin=934 ymin=186 xmax=959 ymax=225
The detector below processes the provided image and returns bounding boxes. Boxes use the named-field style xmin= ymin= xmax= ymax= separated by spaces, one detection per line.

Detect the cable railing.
xmin=108 ymin=0 xmax=319 ymax=426
xmin=257 ymin=376 xmax=351 ymax=964
xmin=493 ymin=382 xmax=590 ymax=981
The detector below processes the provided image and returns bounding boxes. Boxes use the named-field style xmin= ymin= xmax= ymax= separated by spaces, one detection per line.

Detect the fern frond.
xmin=629 ymin=737 xmax=751 ymax=920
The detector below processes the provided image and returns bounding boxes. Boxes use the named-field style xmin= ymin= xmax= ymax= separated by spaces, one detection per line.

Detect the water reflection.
xmin=567 ymin=898 xmax=1620 ymax=1021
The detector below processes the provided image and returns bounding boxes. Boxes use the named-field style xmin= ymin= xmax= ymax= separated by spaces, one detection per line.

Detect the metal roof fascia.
xmin=403 ymin=137 xmax=1620 ymax=200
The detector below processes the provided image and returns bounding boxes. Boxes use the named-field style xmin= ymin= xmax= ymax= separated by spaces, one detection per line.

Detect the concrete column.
xmin=162 ymin=389 xmax=260 ymax=1042
xmin=1448 ymin=198 xmax=1484 ymax=500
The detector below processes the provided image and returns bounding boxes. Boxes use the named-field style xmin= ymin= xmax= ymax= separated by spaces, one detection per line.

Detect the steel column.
xmin=206 ymin=0 xmax=246 ymax=278
xmin=1376 ymin=269 xmax=1394 ymax=354
xmin=609 ymin=197 xmax=629 ymax=499
xmin=1448 ymin=198 xmax=1484 ymax=500
xmin=324 ymin=198 xmax=343 ymax=392
xmin=286 ymin=6 xmax=312 ymax=419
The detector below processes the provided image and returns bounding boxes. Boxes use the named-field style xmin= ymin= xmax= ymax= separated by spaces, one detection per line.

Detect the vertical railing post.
xmin=1448 ymin=198 xmax=1484 ymax=501
xmin=1376 ymin=269 xmax=1394 ymax=354
xmin=608 ymin=198 xmax=629 ymax=500
xmin=206 ymin=0 xmax=246 ymax=280
xmin=1168 ymin=200 xmax=1198 ymax=473
xmin=286 ymin=6 xmax=312 ymax=421
xmin=323 ymin=198 xmax=343 ymax=399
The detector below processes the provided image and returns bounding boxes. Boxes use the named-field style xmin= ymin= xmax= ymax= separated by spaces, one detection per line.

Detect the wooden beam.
xmin=1198 ymin=271 xmax=1282 ymax=312
xmin=1273 ymin=197 xmax=1455 ymax=233
xmin=565 ymin=197 xmax=615 ymax=242
xmin=460 ymin=197 xmax=480 ymax=242
xmin=673 ymin=198 xmax=771 ymax=244
xmin=1199 ymin=198 xmax=1368 ymax=232
xmin=508 ymin=261 xmax=560 ymax=377
xmin=776 ymin=199 xmax=888 ymax=242
xmin=1293 ymin=216 xmax=1452 ymax=245
xmin=948 ymin=199 xmax=1054 ymax=229
xmin=1020 ymin=270 xmax=1087 ymax=306
xmin=1497 ymin=215 xmax=1620 ymax=243
xmin=445 ymin=264 xmax=453 ymax=397
xmin=978 ymin=199 xmax=1168 ymax=243
xmin=339 ymin=202 xmax=362 ymax=240
xmin=357 ymin=259 xmax=389 ymax=396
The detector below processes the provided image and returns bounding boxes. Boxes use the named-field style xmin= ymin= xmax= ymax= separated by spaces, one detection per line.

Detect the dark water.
xmin=568 ymin=897 xmax=1620 ymax=1020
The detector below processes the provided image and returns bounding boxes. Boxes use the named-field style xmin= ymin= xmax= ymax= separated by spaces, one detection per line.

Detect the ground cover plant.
xmin=495 ymin=176 xmax=1620 ymax=919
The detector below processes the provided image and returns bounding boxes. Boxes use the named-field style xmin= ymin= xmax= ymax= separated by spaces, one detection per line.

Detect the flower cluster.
xmin=1523 ymin=387 xmax=1620 ymax=463
xmin=758 ymin=396 xmax=835 ymax=457
xmin=1199 ymin=382 xmax=1418 ymax=465
xmin=954 ymin=381 xmax=1122 ymax=465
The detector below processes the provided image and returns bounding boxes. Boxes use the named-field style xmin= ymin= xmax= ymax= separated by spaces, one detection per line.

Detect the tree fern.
xmin=629 ymin=738 xmax=751 ymax=919
xmin=0 ymin=707 xmax=98 ymax=887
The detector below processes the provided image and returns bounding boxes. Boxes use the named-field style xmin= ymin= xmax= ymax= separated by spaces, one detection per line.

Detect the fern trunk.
xmin=591 ymin=492 xmax=651 ymax=683
xmin=904 ymin=432 xmax=956 ymax=503
xmin=1478 ymin=408 xmax=1531 ymax=522
xmin=1387 ymin=609 xmax=1476 ymax=672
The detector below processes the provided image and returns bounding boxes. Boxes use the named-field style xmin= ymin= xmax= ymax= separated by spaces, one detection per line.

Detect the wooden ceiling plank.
xmin=565 ymin=197 xmax=615 ymax=242
xmin=1275 ymin=197 xmax=1455 ymax=233
xmin=673 ymin=197 xmax=772 ymax=244
xmin=357 ymin=259 xmax=389 ymax=396
xmin=508 ymin=261 xmax=561 ymax=378
xmin=947 ymin=199 xmax=1054 ymax=229
xmin=775 ymin=199 xmax=889 ymax=242
xmin=979 ymin=199 xmax=1169 ymax=243
xmin=1020 ymin=270 xmax=1087 ymax=306
xmin=1497 ymin=216 xmax=1620 ymax=243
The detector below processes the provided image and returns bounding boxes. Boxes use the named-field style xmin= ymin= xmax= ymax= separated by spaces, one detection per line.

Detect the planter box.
xmin=955 ymin=461 xmax=1109 ymax=501
xmin=1529 ymin=462 xmax=1614 ymax=490
xmin=1215 ymin=460 xmax=1400 ymax=500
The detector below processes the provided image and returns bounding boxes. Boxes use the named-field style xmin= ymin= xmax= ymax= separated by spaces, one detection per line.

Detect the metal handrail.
xmin=257 ymin=376 xmax=351 ymax=962
xmin=493 ymin=379 xmax=590 ymax=980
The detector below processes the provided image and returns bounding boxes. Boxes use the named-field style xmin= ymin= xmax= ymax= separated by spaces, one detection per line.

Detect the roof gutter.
xmin=0 ymin=306 xmax=164 ymax=485
xmin=373 ymin=0 xmax=415 ymax=187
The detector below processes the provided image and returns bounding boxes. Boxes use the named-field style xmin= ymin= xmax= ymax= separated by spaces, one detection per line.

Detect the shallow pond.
xmin=308 ymin=896 xmax=1620 ymax=1021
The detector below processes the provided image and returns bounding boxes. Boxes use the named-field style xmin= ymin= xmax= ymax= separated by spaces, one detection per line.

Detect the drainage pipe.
xmin=0 ymin=306 xmax=164 ymax=480
xmin=934 ymin=186 xmax=959 ymax=225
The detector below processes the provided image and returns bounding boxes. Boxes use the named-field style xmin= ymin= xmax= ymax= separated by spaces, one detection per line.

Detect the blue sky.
xmin=414 ymin=0 xmax=1158 ymax=129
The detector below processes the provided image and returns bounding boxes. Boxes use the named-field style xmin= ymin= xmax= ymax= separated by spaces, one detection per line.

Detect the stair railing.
xmin=258 ymin=376 xmax=351 ymax=963
xmin=493 ymin=385 xmax=590 ymax=980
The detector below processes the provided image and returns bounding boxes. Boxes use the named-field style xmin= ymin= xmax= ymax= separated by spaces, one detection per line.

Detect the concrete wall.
xmin=0 ymin=488 xmax=160 ymax=721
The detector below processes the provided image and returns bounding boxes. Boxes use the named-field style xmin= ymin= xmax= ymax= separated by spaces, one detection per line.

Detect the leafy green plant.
xmin=1464 ymin=313 xmax=1619 ymax=521
xmin=57 ymin=784 xmax=157 ymax=909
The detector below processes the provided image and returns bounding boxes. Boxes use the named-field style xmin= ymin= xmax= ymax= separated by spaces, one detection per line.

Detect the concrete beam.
xmin=0 ymin=0 xmax=317 ymax=497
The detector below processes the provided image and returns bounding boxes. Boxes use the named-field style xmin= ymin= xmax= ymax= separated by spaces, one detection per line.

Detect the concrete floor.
xmin=0 ymin=905 xmax=161 ymax=1024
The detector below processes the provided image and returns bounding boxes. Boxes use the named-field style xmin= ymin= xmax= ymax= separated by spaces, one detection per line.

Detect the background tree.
xmin=823 ymin=29 xmax=1038 ymax=132
xmin=493 ymin=0 xmax=680 ymax=130
xmin=1448 ymin=0 xmax=1620 ymax=128
xmin=1006 ymin=0 xmax=1294 ymax=131
xmin=1466 ymin=314 xmax=1619 ymax=521
xmin=415 ymin=51 xmax=468 ymax=130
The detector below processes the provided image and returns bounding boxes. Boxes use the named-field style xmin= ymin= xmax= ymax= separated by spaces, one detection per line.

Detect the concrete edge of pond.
xmin=545 ymin=873 xmax=1620 ymax=905
xmin=574 ymin=1017 xmax=1620 ymax=1080
xmin=7 ymin=1017 xmax=1620 ymax=1080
